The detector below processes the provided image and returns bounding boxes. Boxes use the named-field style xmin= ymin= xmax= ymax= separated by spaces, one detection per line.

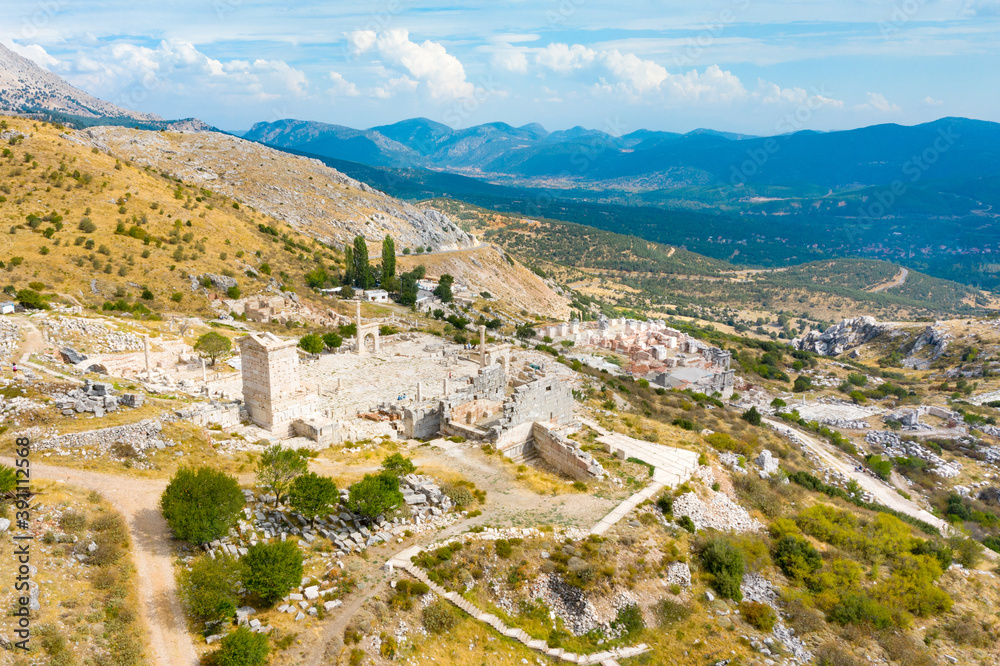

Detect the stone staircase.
xmin=394 ymin=560 xmax=649 ymax=665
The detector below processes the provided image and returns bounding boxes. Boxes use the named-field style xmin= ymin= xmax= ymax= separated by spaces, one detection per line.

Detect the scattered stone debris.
xmin=37 ymin=418 xmax=171 ymax=460
xmin=672 ymin=491 xmax=764 ymax=533
xmin=0 ymin=317 xmax=22 ymax=362
xmin=50 ymin=379 xmax=143 ymax=418
xmin=718 ymin=452 xmax=747 ymax=475
xmin=40 ymin=316 xmax=143 ymax=354
xmin=865 ymin=431 xmax=962 ymax=477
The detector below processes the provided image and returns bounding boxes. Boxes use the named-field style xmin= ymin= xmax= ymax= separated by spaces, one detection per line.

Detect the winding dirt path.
xmin=763 ymin=418 xmax=948 ymax=532
xmin=0 ymin=457 xmax=198 ymax=666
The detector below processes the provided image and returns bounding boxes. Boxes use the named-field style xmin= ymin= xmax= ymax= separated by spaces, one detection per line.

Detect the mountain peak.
xmin=0 ymin=41 xmax=161 ymax=122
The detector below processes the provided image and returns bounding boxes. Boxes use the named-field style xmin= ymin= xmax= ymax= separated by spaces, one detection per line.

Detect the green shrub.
xmin=739 ymin=601 xmax=777 ymax=631
xmin=179 ymin=555 xmax=245 ymax=624
xmin=422 ymin=599 xmax=459 ymax=634
xmin=58 ymin=510 xmax=87 ymax=532
xmin=495 ymin=539 xmax=513 ymax=558
xmin=611 ymin=603 xmax=645 ymax=638
xmin=212 ymin=627 xmax=269 ymax=666
xmin=242 ymin=540 xmax=304 ymax=605
xmin=381 ymin=453 xmax=416 ymax=477
xmin=773 ymin=535 xmax=822 ymax=581
xmin=677 ymin=515 xmax=695 ymax=533
xmin=653 ymin=598 xmax=691 ymax=625
xmin=828 ymin=593 xmax=895 ymax=629
xmin=699 ymin=538 xmax=745 ymax=601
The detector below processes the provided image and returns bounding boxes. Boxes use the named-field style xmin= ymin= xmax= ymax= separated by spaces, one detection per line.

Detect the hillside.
xmin=0 ymin=42 xmax=159 ymax=122
xmin=432 ymin=199 xmax=997 ymax=325
xmin=76 ymin=125 xmax=475 ymax=253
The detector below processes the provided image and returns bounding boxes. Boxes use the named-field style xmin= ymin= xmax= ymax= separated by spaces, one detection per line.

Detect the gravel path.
xmin=0 ymin=457 xmax=198 ymax=666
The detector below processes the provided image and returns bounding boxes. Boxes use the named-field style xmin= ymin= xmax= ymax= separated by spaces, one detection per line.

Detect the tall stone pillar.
xmin=416 ymin=382 xmax=423 ymax=401
xmin=143 ymin=335 xmax=151 ymax=379
xmin=356 ymin=300 xmax=364 ymax=356
xmin=201 ymin=357 xmax=207 ymax=384
xmin=479 ymin=325 xmax=487 ymax=367
xmin=443 ymin=378 xmax=449 ymax=395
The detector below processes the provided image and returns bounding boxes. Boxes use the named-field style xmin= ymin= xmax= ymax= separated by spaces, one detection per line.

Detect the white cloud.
xmin=599 ymin=50 xmax=667 ymax=94
xmin=754 ymin=80 xmax=843 ymax=108
xmin=349 ymin=30 xmax=475 ymax=100
xmin=662 ymin=65 xmax=747 ymax=104
xmin=328 ymin=71 xmax=360 ymax=97
xmin=491 ymin=48 xmax=529 ymax=73
xmin=964 ymin=0 xmax=1000 ymax=16
xmin=59 ymin=39 xmax=309 ymax=105
xmin=536 ymin=43 xmax=596 ymax=73
xmin=856 ymin=91 xmax=901 ymax=113
xmin=922 ymin=95 xmax=943 ymax=106
xmin=1 ymin=39 xmax=59 ymax=69
xmin=346 ymin=30 xmax=377 ymax=55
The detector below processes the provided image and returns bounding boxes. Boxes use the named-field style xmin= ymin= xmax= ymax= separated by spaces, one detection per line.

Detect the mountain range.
xmin=243 ymin=116 xmax=1000 ymax=193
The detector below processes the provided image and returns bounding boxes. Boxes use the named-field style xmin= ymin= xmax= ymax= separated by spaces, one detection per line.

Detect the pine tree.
xmin=353 ymin=236 xmax=372 ymax=289
xmin=382 ymin=235 xmax=396 ymax=291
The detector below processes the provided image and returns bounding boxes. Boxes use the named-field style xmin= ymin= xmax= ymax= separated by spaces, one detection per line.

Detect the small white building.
xmin=362 ymin=289 xmax=390 ymax=303
xmin=0 ymin=302 xmax=14 ymax=315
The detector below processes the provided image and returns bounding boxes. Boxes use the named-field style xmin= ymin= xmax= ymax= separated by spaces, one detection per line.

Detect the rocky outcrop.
xmin=793 ymin=316 xmax=893 ymax=356
xmin=902 ymin=325 xmax=951 ymax=370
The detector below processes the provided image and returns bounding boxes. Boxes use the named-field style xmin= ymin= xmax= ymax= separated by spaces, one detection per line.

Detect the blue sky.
xmin=3 ymin=0 xmax=998 ymax=134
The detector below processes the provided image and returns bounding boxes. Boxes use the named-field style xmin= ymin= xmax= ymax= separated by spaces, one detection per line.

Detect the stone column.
xmin=143 ymin=335 xmax=151 ymax=379
xmin=201 ymin=357 xmax=207 ymax=384
xmin=337 ymin=378 xmax=343 ymax=392
xmin=479 ymin=325 xmax=487 ymax=367
xmin=355 ymin=300 xmax=364 ymax=356
xmin=443 ymin=378 xmax=449 ymax=395
xmin=416 ymin=382 xmax=423 ymax=401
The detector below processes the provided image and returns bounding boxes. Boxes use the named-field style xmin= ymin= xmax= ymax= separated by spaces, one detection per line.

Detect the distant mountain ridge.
xmin=244 ymin=116 xmax=1000 ymax=193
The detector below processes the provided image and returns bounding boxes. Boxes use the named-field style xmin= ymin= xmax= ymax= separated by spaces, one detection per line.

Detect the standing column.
xmin=143 ymin=335 xmax=151 ymax=379
xmin=202 ymin=357 xmax=207 ymax=384
xmin=416 ymin=382 xmax=423 ymax=401
xmin=443 ymin=377 xmax=449 ymax=395
xmin=355 ymin=300 xmax=364 ymax=356
xmin=479 ymin=325 xmax=487 ymax=367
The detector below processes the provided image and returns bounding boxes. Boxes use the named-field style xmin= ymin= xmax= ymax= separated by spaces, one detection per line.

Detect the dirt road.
xmin=763 ymin=418 xmax=949 ymax=532
xmin=0 ymin=457 xmax=198 ymax=666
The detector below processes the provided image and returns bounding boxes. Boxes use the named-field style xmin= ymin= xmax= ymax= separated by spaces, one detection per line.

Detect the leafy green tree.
xmin=226 ymin=285 xmax=240 ymax=299
xmin=515 ymin=324 xmax=536 ymax=340
xmin=433 ymin=274 xmax=454 ymax=303
xmin=399 ymin=271 xmax=418 ymax=306
xmin=347 ymin=473 xmax=403 ymax=525
xmin=298 ymin=334 xmax=324 ymax=354
xmin=212 ymin=627 xmax=269 ymax=666
xmin=322 ymin=332 xmax=343 ymax=349
xmin=242 ymin=541 xmax=303 ymax=605
xmin=16 ymin=288 xmax=48 ymax=310
xmin=288 ymin=473 xmax=339 ymax=527
xmin=741 ymin=406 xmax=762 ymax=426
xmin=380 ymin=453 xmax=416 ymax=478
xmin=352 ymin=236 xmax=373 ymax=289
xmin=160 ymin=467 xmax=245 ymax=544
xmin=381 ymin=235 xmax=396 ymax=289
xmin=178 ymin=554 xmax=245 ymax=624
xmin=793 ymin=375 xmax=812 ymax=393
xmin=305 ymin=266 xmax=328 ymax=289
xmin=256 ymin=445 xmax=308 ymax=507
xmin=194 ymin=331 xmax=232 ymax=366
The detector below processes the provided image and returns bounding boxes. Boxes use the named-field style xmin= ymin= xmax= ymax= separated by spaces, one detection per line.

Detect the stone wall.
xmin=532 ymin=423 xmax=606 ymax=480
xmin=492 ymin=376 xmax=574 ymax=435
xmin=292 ymin=415 xmax=342 ymax=446
xmin=180 ymin=402 xmax=241 ymax=428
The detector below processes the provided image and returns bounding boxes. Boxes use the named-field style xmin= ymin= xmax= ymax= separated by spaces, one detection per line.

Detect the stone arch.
xmin=75 ymin=361 xmax=108 ymax=374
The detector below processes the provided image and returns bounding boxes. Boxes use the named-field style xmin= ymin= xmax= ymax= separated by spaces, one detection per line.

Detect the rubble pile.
xmin=37 ymin=418 xmax=170 ymax=456
xmin=823 ymin=419 xmax=870 ymax=430
xmin=0 ymin=317 xmax=21 ymax=362
xmin=740 ymin=573 xmax=813 ymax=663
xmin=665 ymin=561 xmax=691 ymax=588
xmin=204 ymin=485 xmax=460 ymax=565
xmin=865 ymin=431 xmax=962 ymax=477
xmin=41 ymin=316 xmax=143 ymax=353
xmin=50 ymin=379 xmax=144 ymax=418
xmin=672 ymin=491 xmax=764 ymax=533
xmin=0 ymin=384 xmax=45 ymax=425
xmin=718 ymin=452 xmax=747 ymax=475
